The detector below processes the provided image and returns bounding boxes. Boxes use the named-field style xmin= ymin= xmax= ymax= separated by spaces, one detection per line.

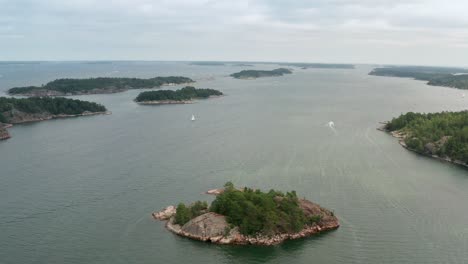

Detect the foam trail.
xmin=327 ymin=121 xmax=338 ymax=135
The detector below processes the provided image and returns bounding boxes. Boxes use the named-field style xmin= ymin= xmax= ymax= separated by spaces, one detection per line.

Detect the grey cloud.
xmin=0 ymin=0 xmax=467 ymax=66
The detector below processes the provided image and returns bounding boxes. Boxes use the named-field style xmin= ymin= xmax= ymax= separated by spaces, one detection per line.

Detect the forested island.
xmin=153 ymin=182 xmax=339 ymax=245
xmin=230 ymin=68 xmax=292 ymax=79
xmin=0 ymin=97 xmax=108 ymax=140
xmin=379 ymin=111 xmax=468 ymax=167
xmin=369 ymin=66 xmax=468 ymax=90
xmin=8 ymin=76 xmax=194 ymax=96
xmin=135 ymin=86 xmax=223 ymax=104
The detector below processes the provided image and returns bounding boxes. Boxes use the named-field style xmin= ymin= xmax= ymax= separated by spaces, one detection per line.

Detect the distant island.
xmin=233 ymin=64 xmax=254 ymax=67
xmin=189 ymin=62 xmax=225 ymax=66
xmin=0 ymin=97 xmax=108 ymax=140
xmin=153 ymin=182 xmax=339 ymax=245
xmin=279 ymin=63 xmax=355 ymax=69
xmin=369 ymin=66 xmax=468 ymax=90
xmin=135 ymin=86 xmax=223 ymax=104
xmin=8 ymin=76 xmax=194 ymax=96
xmin=230 ymin=68 xmax=292 ymax=79
xmin=379 ymin=111 xmax=468 ymax=167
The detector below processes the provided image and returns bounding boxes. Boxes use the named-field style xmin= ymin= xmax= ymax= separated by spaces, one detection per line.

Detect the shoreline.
xmin=153 ymin=194 xmax=339 ymax=246
xmin=8 ymin=111 xmax=111 ymax=124
xmin=378 ymin=123 xmax=468 ymax=169
xmin=9 ymin=82 xmax=195 ymax=97
xmin=0 ymin=111 xmax=111 ymax=141
xmin=163 ymin=215 xmax=339 ymax=246
xmin=136 ymin=95 xmax=223 ymax=105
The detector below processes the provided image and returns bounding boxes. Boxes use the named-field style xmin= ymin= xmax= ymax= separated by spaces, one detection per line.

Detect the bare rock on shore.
xmin=152 ymin=206 xmax=176 ymax=220
xmin=179 ymin=212 xmax=230 ymax=241
xmin=0 ymin=124 xmax=11 ymax=140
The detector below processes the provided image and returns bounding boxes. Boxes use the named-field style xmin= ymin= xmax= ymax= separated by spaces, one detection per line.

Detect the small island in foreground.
xmin=153 ymin=182 xmax=339 ymax=245
xmin=379 ymin=111 xmax=468 ymax=167
xmin=135 ymin=86 xmax=223 ymax=104
xmin=8 ymin=76 xmax=194 ymax=96
xmin=0 ymin=97 xmax=108 ymax=140
xmin=230 ymin=68 xmax=292 ymax=79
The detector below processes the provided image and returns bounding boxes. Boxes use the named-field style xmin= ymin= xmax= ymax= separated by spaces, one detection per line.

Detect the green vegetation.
xmin=8 ymin=76 xmax=194 ymax=95
xmin=174 ymin=201 xmax=208 ymax=225
xmin=209 ymin=182 xmax=313 ymax=236
xmin=135 ymin=86 xmax=223 ymax=102
xmin=230 ymin=68 xmax=292 ymax=79
xmin=386 ymin=111 xmax=468 ymax=163
xmin=369 ymin=66 xmax=468 ymax=89
xmin=0 ymin=97 xmax=106 ymax=123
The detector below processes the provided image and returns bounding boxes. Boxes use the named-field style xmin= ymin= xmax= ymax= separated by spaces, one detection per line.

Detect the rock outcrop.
xmin=0 ymin=124 xmax=11 ymax=140
xmin=152 ymin=206 xmax=176 ymax=220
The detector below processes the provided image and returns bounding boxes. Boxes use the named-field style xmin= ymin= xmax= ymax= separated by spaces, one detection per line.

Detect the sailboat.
xmin=191 ymin=114 xmax=195 ymax=121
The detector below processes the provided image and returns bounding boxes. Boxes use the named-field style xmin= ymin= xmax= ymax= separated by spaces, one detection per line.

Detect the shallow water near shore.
xmin=0 ymin=61 xmax=467 ymax=264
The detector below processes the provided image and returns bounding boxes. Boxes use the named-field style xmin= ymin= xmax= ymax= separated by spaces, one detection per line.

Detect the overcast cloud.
xmin=1 ymin=0 xmax=467 ymax=66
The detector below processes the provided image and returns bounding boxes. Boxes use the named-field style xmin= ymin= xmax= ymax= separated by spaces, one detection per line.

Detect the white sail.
xmin=191 ymin=114 xmax=195 ymax=121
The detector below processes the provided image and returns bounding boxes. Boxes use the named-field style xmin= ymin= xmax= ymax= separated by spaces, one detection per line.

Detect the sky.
xmin=1 ymin=0 xmax=468 ymax=66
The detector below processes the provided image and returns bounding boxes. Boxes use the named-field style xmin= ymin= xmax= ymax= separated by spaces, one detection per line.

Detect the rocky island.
xmin=135 ymin=86 xmax=223 ymax=105
xmin=379 ymin=111 xmax=468 ymax=168
xmin=153 ymin=182 xmax=339 ymax=245
xmin=7 ymin=76 xmax=194 ymax=96
xmin=230 ymin=68 xmax=292 ymax=79
xmin=0 ymin=97 xmax=108 ymax=140
xmin=369 ymin=66 xmax=468 ymax=90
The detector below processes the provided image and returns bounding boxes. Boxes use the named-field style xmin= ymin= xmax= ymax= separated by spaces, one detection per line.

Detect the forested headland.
xmin=383 ymin=111 xmax=468 ymax=165
xmin=0 ymin=97 xmax=108 ymax=140
xmin=8 ymin=76 xmax=194 ymax=96
xmin=369 ymin=66 xmax=468 ymax=90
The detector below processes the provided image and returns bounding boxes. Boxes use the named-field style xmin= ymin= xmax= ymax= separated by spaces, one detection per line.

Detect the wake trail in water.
xmin=284 ymin=145 xmax=297 ymax=178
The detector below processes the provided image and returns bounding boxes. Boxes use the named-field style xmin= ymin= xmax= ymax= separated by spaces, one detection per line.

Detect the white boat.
xmin=191 ymin=114 xmax=195 ymax=121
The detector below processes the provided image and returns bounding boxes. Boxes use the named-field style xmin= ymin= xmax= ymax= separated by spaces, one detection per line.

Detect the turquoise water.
xmin=0 ymin=62 xmax=467 ymax=264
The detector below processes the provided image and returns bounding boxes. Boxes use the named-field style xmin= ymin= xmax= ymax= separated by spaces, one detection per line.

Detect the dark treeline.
xmin=135 ymin=86 xmax=222 ymax=102
xmin=386 ymin=111 xmax=468 ymax=163
xmin=8 ymin=76 xmax=194 ymax=95
xmin=230 ymin=68 xmax=292 ymax=79
xmin=211 ymin=182 xmax=320 ymax=235
xmin=0 ymin=97 xmax=106 ymax=123
xmin=369 ymin=66 xmax=468 ymax=89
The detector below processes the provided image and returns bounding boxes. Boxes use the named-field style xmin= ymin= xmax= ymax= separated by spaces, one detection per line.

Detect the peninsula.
xmin=153 ymin=182 xmax=339 ymax=245
xmin=369 ymin=66 xmax=468 ymax=90
xmin=379 ymin=111 xmax=468 ymax=167
xmin=135 ymin=86 xmax=223 ymax=104
xmin=0 ymin=97 xmax=108 ymax=140
xmin=230 ymin=68 xmax=292 ymax=79
xmin=7 ymin=76 xmax=194 ymax=96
